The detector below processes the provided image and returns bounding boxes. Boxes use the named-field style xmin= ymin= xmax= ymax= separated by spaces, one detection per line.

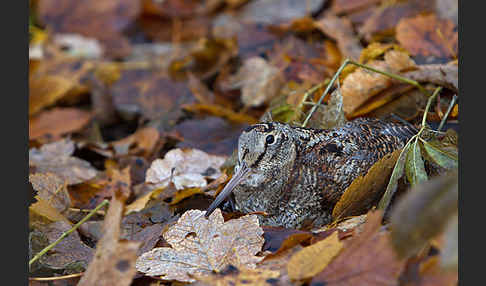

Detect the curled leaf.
xmin=421 ymin=139 xmax=458 ymax=170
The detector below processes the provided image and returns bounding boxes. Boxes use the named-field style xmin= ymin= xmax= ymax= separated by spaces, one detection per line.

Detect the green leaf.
xmin=421 ymin=140 xmax=458 ymax=170
xmin=378 ymin=139 xmax=412 ymax=212
xmin=405 ymin=139 xmax=428 ymax=186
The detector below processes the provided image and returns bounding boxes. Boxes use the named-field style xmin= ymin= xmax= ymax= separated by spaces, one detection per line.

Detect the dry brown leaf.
xmin=222 ymin=57 xmax=284 ymax=108
xmin=29 ymin=59 xmax=93 ymax=116
xmin=341 ymin=49 xmax=416 ymax=115
xmin=145 ymin=148 xmax=226 ymax=190
xmin=38 ymin=0 xmax=140 ymax=58
xmin=332 ymin=149 xmax=401 ymax=220
xmin=315 ymin=13 xmax=363 ymax=61
xmin=29 ymin=195 xmax=70 ymax=225
xmin=330 ymin=0 xmax=381 ymax=14
xmin=311 ymin=211 xmax=405 ymax=286
xmin=31 ymin=220 xmax=94 ymax=271
xmin=396 ymin=14 xmax=458 ymax=59
xmin=195 ymin=266 xmax=281 ymax=286
xmin=29 ymin=173 xmax=71 ymax=213
xmin=29 ymin=107 xmax=92 ymax=141
xmin=287 ymin=231 xmax=343 ymax=281
xmin=403 ymin=63 xmax=458 ymax=93
xmin=29 ymin=138 xmax=98 ymax=185
xmin=111 ymin=127 xmax=160 ymax=157
xmin=78 ymin=168 xmax=140 ymax=286
xmin=390 ymin=171 xmax=458 ymax=259
xmin=358 ymin=0 xmax=435 ymax=42
xmin=136 ymin=209 xmax=265 ymax=282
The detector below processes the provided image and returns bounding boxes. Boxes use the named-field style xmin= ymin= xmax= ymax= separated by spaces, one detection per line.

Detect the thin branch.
xmin=437 ymin=94 xmax=458 ymax=132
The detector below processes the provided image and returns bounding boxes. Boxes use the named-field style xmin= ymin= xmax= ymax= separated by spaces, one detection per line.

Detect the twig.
xmin=29 ymin=199 xmax=109 ymax=267
xmin=437 ymin=94 xmax=458 ymax=132
xmin=301 ymin=58 xmax=431 ymax=127
xmin=29 ymin=272 xmax=84 ymax=281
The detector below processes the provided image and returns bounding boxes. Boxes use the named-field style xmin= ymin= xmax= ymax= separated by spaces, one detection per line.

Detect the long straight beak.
xmin=205 ymin=163 xmax=251 ymax=217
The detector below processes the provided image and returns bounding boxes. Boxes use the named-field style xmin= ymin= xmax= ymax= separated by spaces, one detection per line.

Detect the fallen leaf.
xmin=29 ymin=195 xmax=70 ymax=225
xmin=29 ymin=58 xmax=92 ymax=116
xmin=38 ymin=0 xmax=140 ymax=58
xmin=330 ymin=0 xmax=381 ymax=14
xmin=77 ymin=168 xmax=140 ymax=286
xmin=141 ymin=0 xmax=221 ymax=18
xmin=311 ymin=211 xmax=405 ymax=286
xmin=390 ymin=171 xmax=458 ymax=259
xmin=30 ymin=220 xmax=94 ymax=272
xmin=182 ymin=103 xmax=259 ymax=124
xmin=111 ymin=127 xmax=160 ymax=157
xmin=315 ymin=13 xmax=363 ymax=61
xmin=235 ymin=0 xmax=326 ymax=25
xmin=29 ymin=173 xmax=71 ymax=213
xmin=358 ymin=0 xmax=435 ymax=42
xmin=405 ymin=139 xmax=428 ymax=187
xmin=332 ymin=149 xmax=401 ymax=220
xmin=396 ymin=14 xmax=458 ymax=59
xmin=287 ymin=231 xmax=343 ymax=281
xmin=29 ymin=107 xmax=92 ymax=141
xmin=222 ymin=57 xmax=284 ymax=108
xmin=29 ymin=138 xmax=98 ymax=185
xmin=145 ymin=148 xmax=226 ymax=190
xmin=195 ymin=265 xmax=281 ymax=286
xmin=173 ymin=116 xmax=248 ymax=156
xmin=136 ymin=209 xmax=265 ymax=282
xmin=341 ymin=49 xmax=416 ymax=115
xmin=440 ymin=213 xmax=457 ymax=271
xmin=110 ymin=70 xmax=196 ymax=121
xmin=53 ymin=33 xmax=103 ymax=59
xmin=403 ymin=63 xmax=458 ymax=93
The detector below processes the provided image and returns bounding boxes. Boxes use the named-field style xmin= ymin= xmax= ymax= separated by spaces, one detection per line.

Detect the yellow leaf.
xmin=287 ymin=231 xmax=343 ymax=280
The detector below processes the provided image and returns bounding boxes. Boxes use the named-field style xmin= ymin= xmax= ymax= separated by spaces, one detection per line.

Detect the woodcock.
xmin=205 ymin=118 xmax=417 ymax=228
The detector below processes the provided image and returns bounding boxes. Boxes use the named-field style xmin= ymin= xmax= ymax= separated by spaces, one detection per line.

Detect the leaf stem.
xmin=29 ymin=199 xmax=109 ymax=267
xmin=437 ymin=94 xmax=457 ymax=132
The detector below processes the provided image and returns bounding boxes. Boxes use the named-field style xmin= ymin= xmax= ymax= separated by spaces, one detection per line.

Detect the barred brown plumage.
xmin=206 ymin=118 xmax=417 ymax=228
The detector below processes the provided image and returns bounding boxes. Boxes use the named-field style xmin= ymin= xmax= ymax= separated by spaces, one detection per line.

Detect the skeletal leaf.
xmin=378 ymin=141 xmax=411 ymax=212
xmin=390 ymin=171 xmax=458 ymax=258
xmin=421 ymin=140 xmax=458 ymax=170
xmin=405 ymin=139 xmax=428 ymax=187
xmin=287 ymin=231 xmax=343 ymax=280
xmin=136 ymin=209 xmax=264 ymax=282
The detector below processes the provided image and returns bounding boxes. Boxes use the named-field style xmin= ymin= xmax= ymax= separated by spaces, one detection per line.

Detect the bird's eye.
xmin=266 ymin=134 xmax=275 ymax=144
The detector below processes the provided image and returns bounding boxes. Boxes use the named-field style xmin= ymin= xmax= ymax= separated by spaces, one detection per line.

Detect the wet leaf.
xmin=29 ymin=138 xmax=98 ymax=185
xmin=135 ymin=209 xmax=265 ymax=282
xmin=390 ymin=171 xmax=458 ymax=259
xmin=421 ymin=139 xmax=458 ymax=170
xmin=78 ymin=168 xmax=140 ymax=286
xmin=333 ymin=149 xmax=401 ymax=220
xmin=396 ymin=14 xmax=458 ymax=59
xmin=145 ymin=148 xmax=226 ymax=190
xmin=405 ymin=139 xmax=428 ymax=187
xmin=288 ymin=231 xmax=343 ymax=281
xmin=29 ymin=173 xmax=71 ymax=213
xmin=29 ymin=107 xmax=92 ymax=141
xmin=311 ymin=211 xmax=405 ymax=286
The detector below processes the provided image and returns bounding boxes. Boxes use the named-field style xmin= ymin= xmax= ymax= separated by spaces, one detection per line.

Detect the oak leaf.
xmin=136 ymin=209 xmax=265 ymax=282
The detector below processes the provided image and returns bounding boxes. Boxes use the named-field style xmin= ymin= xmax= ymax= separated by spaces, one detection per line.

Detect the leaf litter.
xmin=29 ymin=0 xmax=459 ymax=284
